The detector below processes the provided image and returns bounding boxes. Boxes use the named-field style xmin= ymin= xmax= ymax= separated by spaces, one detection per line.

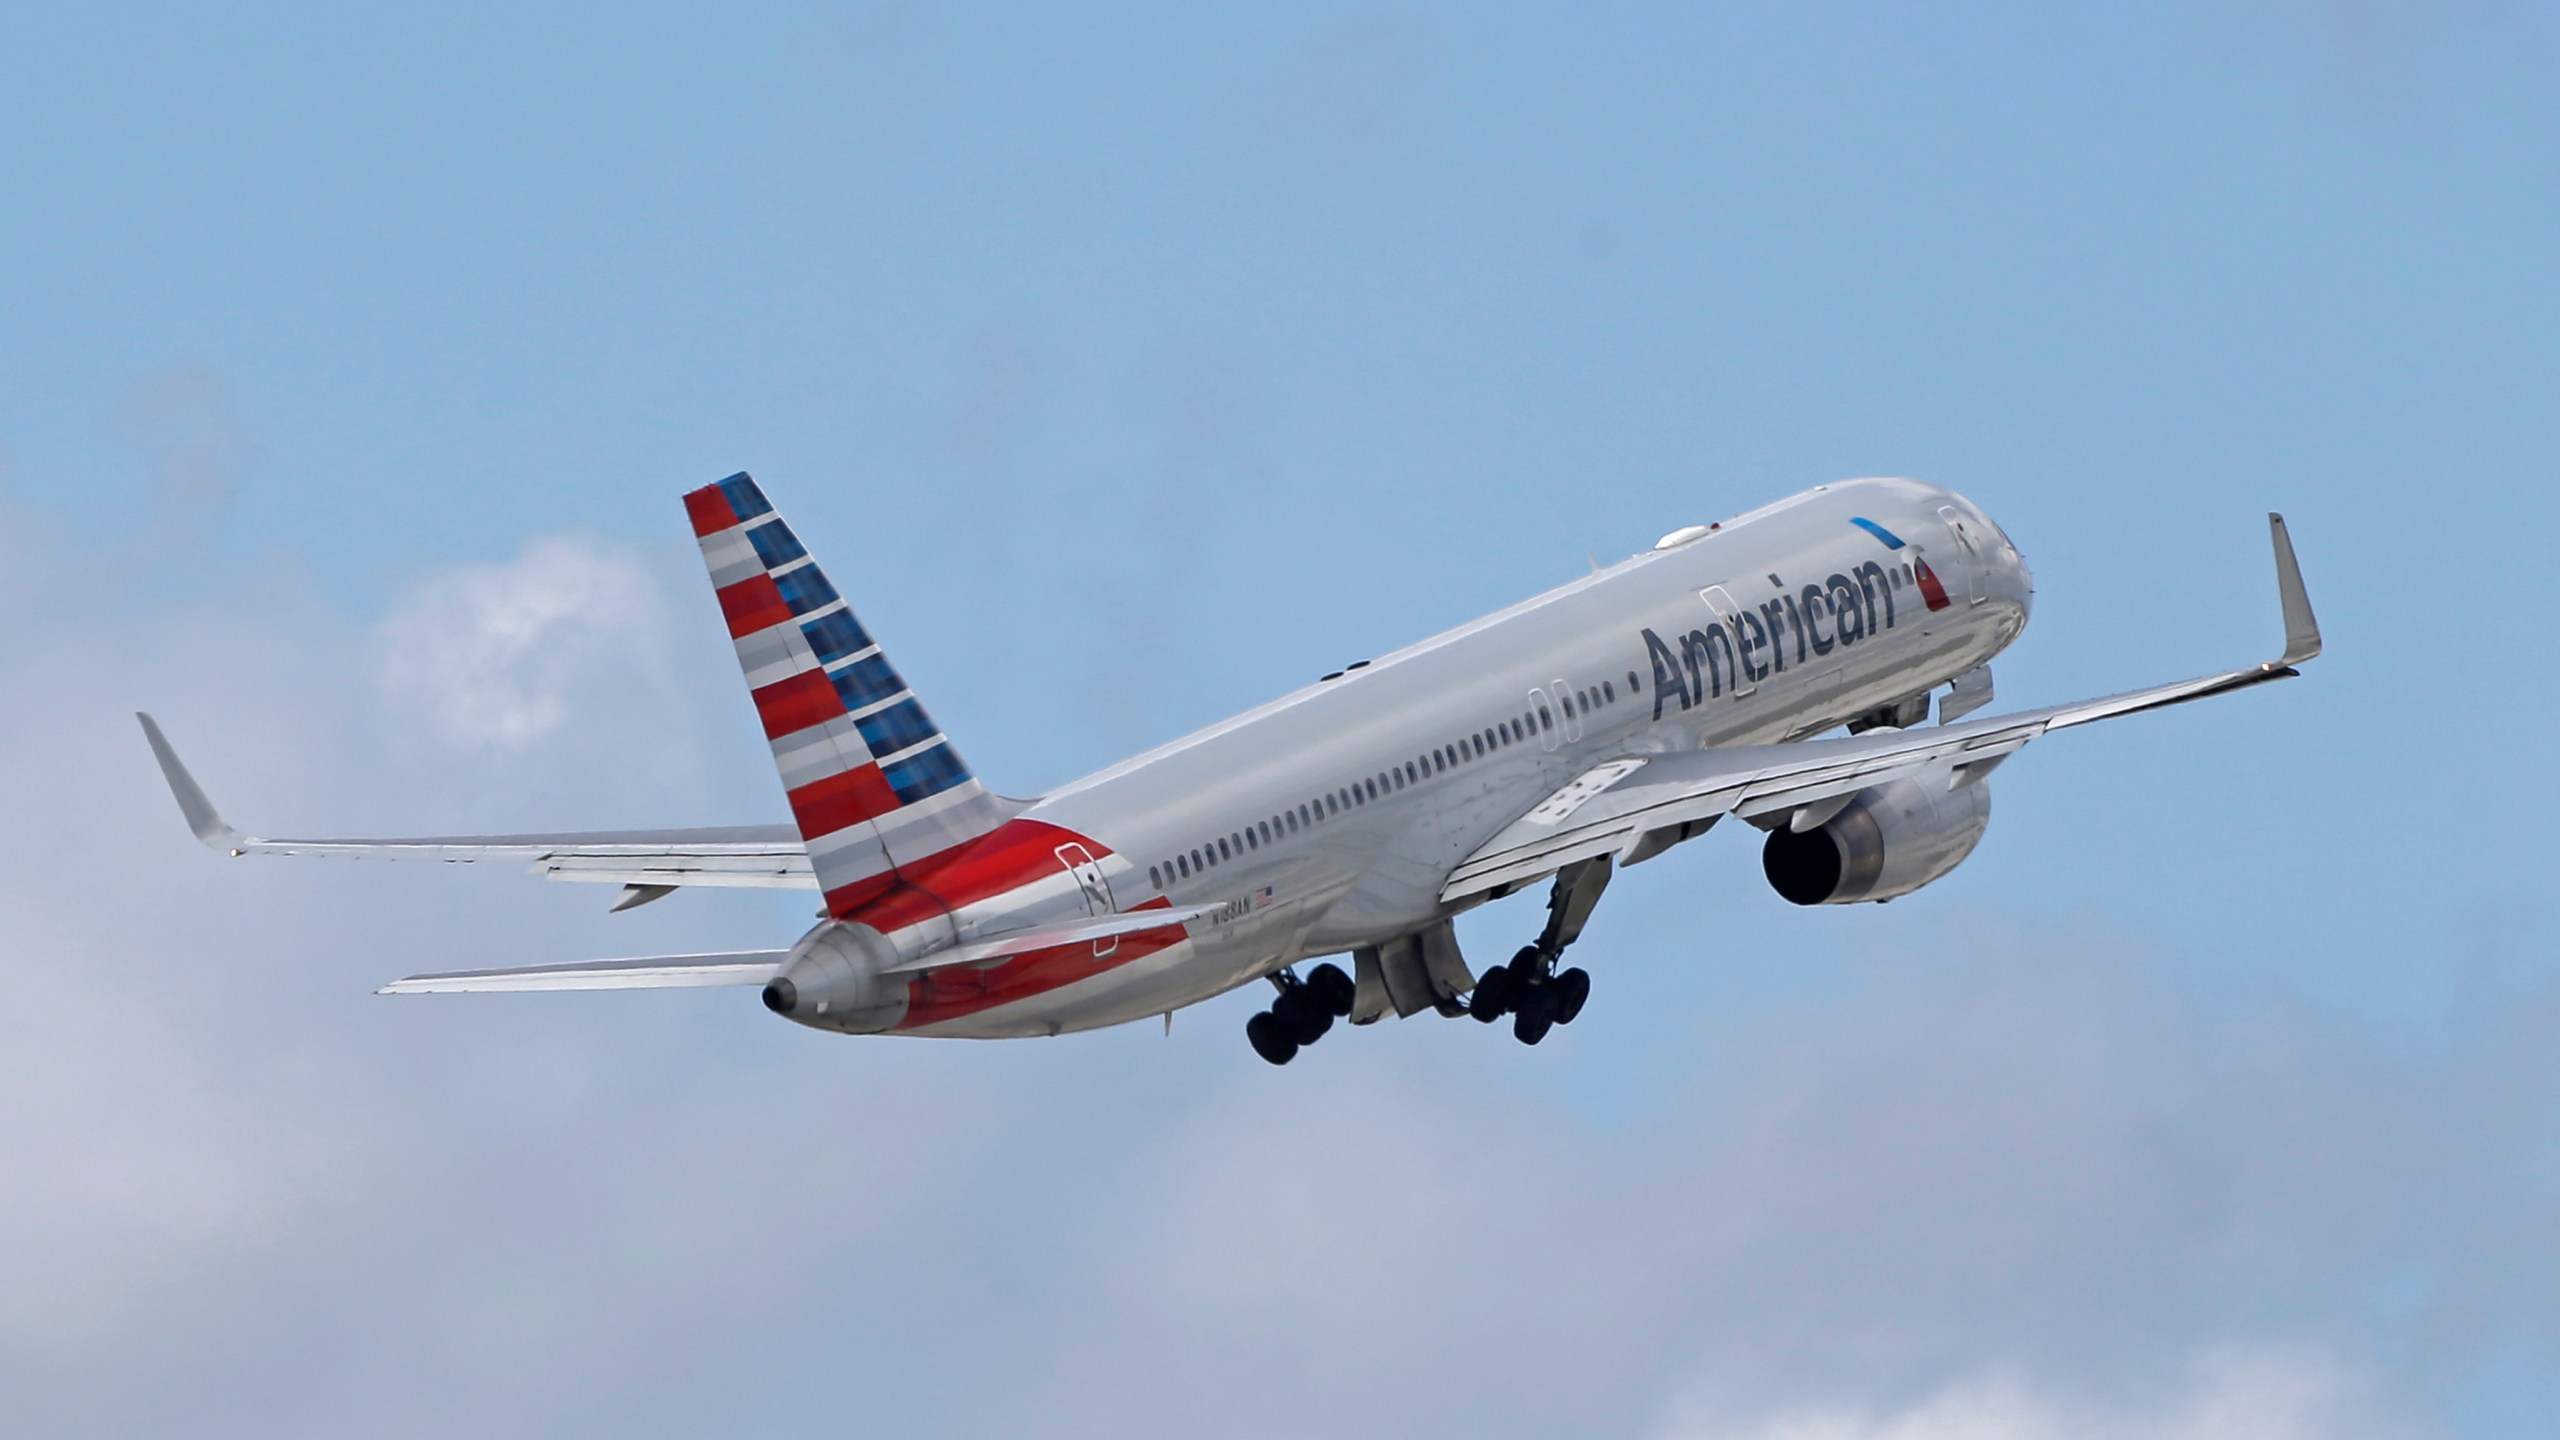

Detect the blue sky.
xmin=2 ymin=4 xmax=2556 ymax=1437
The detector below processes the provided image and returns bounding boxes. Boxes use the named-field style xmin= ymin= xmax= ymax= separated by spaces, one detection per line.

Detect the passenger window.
xmin=1217 ymin=838 xmax=1230 ymax=861
xmin=1603 ymin=681 xmax=1616 ymax=703
xmin=1539 ymin=706 xmax=1553 ymax=729
xmin=1626 ymin=671 xmax=1640 ymax=692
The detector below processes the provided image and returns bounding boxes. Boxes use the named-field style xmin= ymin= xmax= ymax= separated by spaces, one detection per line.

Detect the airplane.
xmin=141 ymin=473 xmax=2321 ymax=1065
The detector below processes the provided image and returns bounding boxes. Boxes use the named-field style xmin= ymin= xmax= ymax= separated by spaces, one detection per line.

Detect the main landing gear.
xmin=1467 ymin=855 xmax=1610 ymax=1045
xmin=1245 ymin=962 xmax=1356 ymax=1066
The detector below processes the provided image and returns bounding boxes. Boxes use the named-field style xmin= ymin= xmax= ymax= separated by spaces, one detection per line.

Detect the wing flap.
xmin=537 ymin=853 xmax=817 ymax=889
xmin=379 ymin=950 xmax=789 ymax=994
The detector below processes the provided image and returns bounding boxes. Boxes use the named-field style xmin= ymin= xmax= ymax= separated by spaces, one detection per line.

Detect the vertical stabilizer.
xmin=684 ymin=473 xmax=1015 ymax=916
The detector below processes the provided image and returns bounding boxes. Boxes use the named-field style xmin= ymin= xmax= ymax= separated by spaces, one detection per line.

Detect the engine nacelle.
xmin=1761 ymin=771 xmax=1991 ymax=905
xmin=760 ymin=921 xmax=911 ymax=1034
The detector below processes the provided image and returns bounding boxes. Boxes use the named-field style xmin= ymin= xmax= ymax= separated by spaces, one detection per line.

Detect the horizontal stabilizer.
xmin=379 ymin=950 xmax=788 ymax=994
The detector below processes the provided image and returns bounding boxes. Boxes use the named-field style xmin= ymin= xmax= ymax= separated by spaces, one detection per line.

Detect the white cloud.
xmin=1662 ymin=1350 xmax=2374 ymax=1440
xmin=376 ymin=534 xmax=666 ymax=749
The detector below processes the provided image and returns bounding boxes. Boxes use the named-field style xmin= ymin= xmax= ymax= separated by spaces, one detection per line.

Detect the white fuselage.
xmin=895 ymin=476 xmax=2033 ymax=1037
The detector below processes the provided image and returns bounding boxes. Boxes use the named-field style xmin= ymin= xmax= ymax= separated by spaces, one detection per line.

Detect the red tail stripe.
xmin=844 ymin=818 xmax=1107 ymax=933
xmin=717 ymin=573 xmax=795 ymax=639
xmin=752 ymin=668 xmax=845 ymax=740
xmin=684 ymin=486 xmax=740 ymax=538
xmin=789 ymin=765 xmax=899 ymax=839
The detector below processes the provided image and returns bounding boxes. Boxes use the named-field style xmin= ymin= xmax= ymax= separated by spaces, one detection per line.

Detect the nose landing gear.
xmin=1467 ymin=855 xmax=1610 ymax=1045
xmin=1245 ymin=962 xmax=1356 ymax=1066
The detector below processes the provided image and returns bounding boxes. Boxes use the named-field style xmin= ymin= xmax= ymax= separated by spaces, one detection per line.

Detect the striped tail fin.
xmin=684 ymin=473 xmax=1016 ymax=917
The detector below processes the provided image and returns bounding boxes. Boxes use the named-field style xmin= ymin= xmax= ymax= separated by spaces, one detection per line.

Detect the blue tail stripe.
xmin=802 ymin=610 xmax=873 ymax=665
xmin=745 ymin=519 xmax=807 ymax=569
xmin=774 ymin=566 xmax=841 ymax=616
xmin=717 ymin=474 xmax=773 ymax=522
xmin=883 ymin=742 xmax=972 ymax=803
xmin=855 ymin=698 xmax=939 ymax=755
xmin=829 ymin=653 xmax=904 ymax=710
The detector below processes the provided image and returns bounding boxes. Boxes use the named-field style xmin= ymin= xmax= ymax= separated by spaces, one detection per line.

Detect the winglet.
xmin=136 ymin=714 xmax=249 ymax=854
xmin=2269 ymin=513 xmax=2321 ymax=668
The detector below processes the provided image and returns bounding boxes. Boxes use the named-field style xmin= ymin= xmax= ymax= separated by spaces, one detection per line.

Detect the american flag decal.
xmin=685 ymin=473 xmax=1011 ymax=917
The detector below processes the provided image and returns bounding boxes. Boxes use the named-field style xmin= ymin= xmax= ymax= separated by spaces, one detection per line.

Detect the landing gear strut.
xmin=1246 ymin=962 xmax=1356 ymax=1066
xmin=1468 ymin=856 xmax=1609 ymax=1045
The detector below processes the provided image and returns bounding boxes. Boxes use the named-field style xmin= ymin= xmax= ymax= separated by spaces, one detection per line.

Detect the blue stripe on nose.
xmin=1850 ymin=517 xmax=1905 ymax=549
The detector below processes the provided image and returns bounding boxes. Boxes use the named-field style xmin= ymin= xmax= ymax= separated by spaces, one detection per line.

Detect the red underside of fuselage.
xmin=837 ymin=817 xmax=1187 ymax=1031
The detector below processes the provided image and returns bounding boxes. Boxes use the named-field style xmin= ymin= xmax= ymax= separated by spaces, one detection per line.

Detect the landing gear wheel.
xmin=1469 ymin=963 xmax=1517 ymax=1023
xmin=1307 ymin=962 xmax=1357 ymax=1017
xmin=1553 ymin=967 xmax=1591 ymax=1025
xmin=1274 ymin=988 xmax=1333 ymax=1046
xmin=1511 ymin=944 xmax=1547 ymax=974
xmin=1512 ymin=1000 xmax=1556 ymax=1046
xmin=1246 ymin=1011 xmax=1299 ymax=1066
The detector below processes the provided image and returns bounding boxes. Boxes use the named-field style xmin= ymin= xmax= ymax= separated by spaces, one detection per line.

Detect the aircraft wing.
xmin=1442 ymin=513 xmax=2322 ymax=902
xmin=138 ymin=714 xmax=815 ymax=893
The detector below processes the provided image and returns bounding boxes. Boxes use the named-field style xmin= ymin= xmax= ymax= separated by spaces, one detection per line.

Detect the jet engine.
xmin=760 ymin=921 xmax=911 ymax=1033
xmin=1761 ymin=770 xmax=1992 ymax=905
